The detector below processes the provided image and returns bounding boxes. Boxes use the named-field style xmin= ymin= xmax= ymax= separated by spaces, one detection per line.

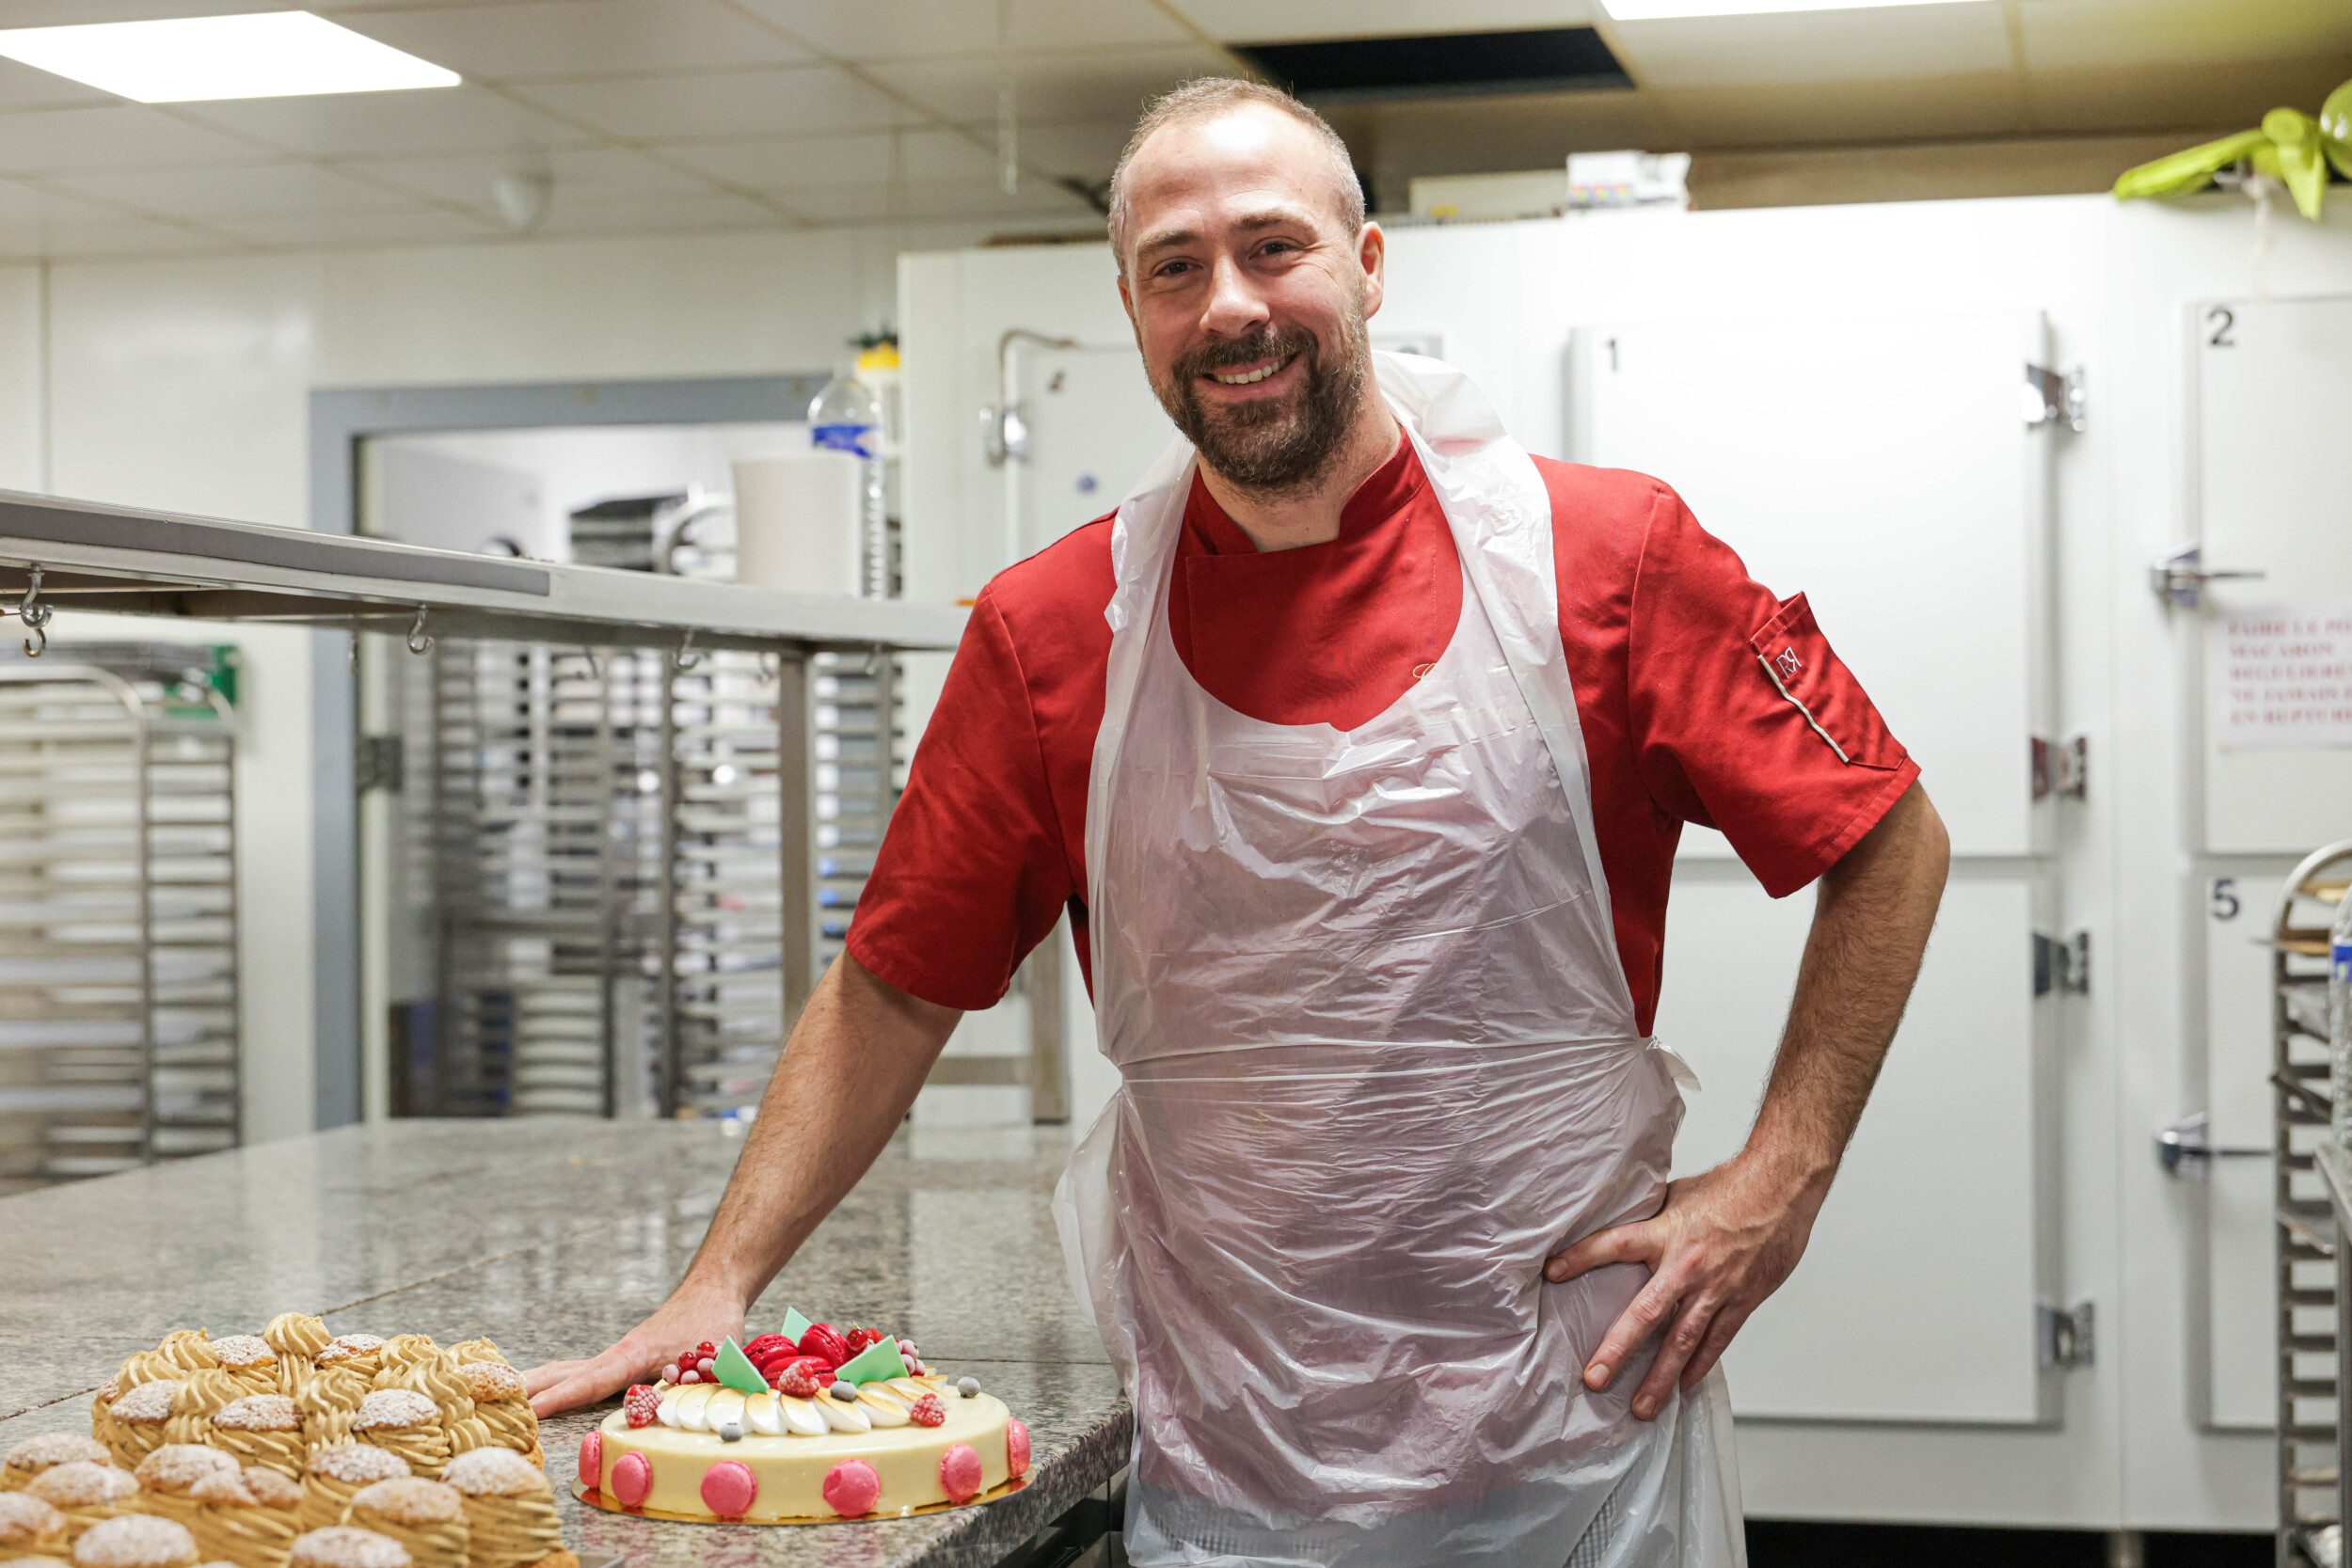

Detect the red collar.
xmin=1183 ymin=435 xmax=1425 ymax=556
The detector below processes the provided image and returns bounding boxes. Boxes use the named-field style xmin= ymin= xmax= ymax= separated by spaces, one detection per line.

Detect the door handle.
xmin=2155 ymin=1112 xmax=2270 ymax=1176
xmin=2150 ymin=544 xmax=2266 ymax=610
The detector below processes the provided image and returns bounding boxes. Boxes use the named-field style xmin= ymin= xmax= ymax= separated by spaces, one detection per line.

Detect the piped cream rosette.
xmin=308 ymin=1343 xmax=382 ymax=1386
xmin=451 ymin=1368 xmax=535 ymax=1470
xmin=438 ymin=1345 xmax=501 ymax=1370
xmin=161 ymin=1373 xmax=246 ymax=1450
xmin=200 ymin=1341 xmax=279 ymax=1402
xmin=24 ymin=1465 xmax=139 ymax=1545
xmin=655 ymin=1371 xmax=941 ymax=1436
xmin=100 ymin=1382 xmax=182 ymax=1471
xmin=261 ymin=1321 xmax=331 ymax=1402
xmin=0 ymin=1491 xmax=71 ymax=1560
xmin=294 ymin=1452 xmax=405 ymax=1539
xmin=435 ymin=1451 xmax=560 ymax=1568
xmin=188 ymin=1466 xmax=301 ymax=1568
xmin=132 ymin=1449 xmax=239 ymax=1533
xmin=336 ymin=1481 xmax=463 ymax=1568
xmin=294 ymin=1372 xmax=368 ymax=1459
xmin=345 ymin=1398 xmax=445 ymax=1481
xmin=367 ymin=1359 xmax=483 ymax=1462
xmin=208 ymin=1399 xmax=305 ymax=1481
xmin=4 ymin=1438 xmax=108 ymax=1496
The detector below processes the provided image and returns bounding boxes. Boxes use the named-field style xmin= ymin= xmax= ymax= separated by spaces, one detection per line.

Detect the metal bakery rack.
xmin=0 ymin=487 xmax=963 ymax=1128
xmin=0 ymin=646 xmax=239 ymax=1192
xmin=2273 ymin=841 xmax=2352 ymax=1568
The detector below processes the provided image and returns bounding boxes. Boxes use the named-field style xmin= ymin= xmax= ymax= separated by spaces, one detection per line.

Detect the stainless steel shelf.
xmin=0 ymin=489 xmax=967 ymax=656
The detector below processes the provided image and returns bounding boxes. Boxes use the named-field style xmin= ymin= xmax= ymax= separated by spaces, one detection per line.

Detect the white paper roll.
xmin=732 ymin=451 xmax=862 ymax=596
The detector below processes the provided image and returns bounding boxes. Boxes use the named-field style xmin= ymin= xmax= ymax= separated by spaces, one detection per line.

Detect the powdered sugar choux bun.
xmin=285 ymin=1528 xmax=405 ymax=1568
xmin=346 ymin=1398 xmax=444 ymax=1481
xmin=310 ymin=1342 xmax=382 ymax=1386
xmin=294 ymin=1452 xmax=404 ymax=1539
xmin=188 ymin=1467 xmax=300 ymax=1568
xmin=71 ymin=1515 xmax=198 ymax=1568
xmin=436 ymin=1450 xmax=558 ymax=1568
xmin=132 ymin=1448 xmax=238 ymax=1532
xmin=24 ymin=1465 xmax=138 ymax=1545
xmin=451 ymin=1368 xmax=537 ymax=1471
xmin=101 ymin=1383 xmax=181 ymax=1472
xmin=337 ymin=1481 xmax=463 ymax=1568
xmin=3 ymin=1438 xmax=106 ymax=1495
xmin=208 ymin=1400 xmax=304 ymax=1481
xmin=0 ymin=1491 xmax=69 ymax=1560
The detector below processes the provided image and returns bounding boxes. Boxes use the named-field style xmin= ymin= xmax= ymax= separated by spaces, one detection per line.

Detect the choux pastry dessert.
xmin=208 ymin=1401 xmax=304 ymax=1481
xmin=451 ymin=1367 xmax=535 ymax=1469
xmin=346 ymin=1399 xmax=444 ymax=1481
xmin=70 ymin=1516 xmax=198 ymax=1568
xmin=334 ymin=1483 xmax=461 ymax=1568
xmin=132 ymin=1449 xmax=238 ymax=1532
xmin=101 ymin=1383 xmax=181 ymax=1472
xmin=188 ymin=1467 xmax=301 ymax=1568
xmin=294 ymin=1451 xmax=405 ymax=1539
xmin=436 ymin=1450 xmax=566 ymax=1568
xmin=285 ymin=1529 xmax=405 ymax=1568
xmin=24 ymin=1465 xmax=138 ymax=1545
xmin=0 ymin=1492 xmax=69 ymax=1560
xmin=3 ymin=1438 xmax=107 ymax=1495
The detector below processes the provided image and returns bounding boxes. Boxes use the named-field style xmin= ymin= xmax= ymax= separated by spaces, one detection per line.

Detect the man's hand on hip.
xmin=1544 ymin=1149 xmax=1826 ymax=1420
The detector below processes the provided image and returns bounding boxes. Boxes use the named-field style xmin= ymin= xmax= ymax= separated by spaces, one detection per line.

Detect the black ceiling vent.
xmin=1231 ymin=27 xmax=1630 ymax=103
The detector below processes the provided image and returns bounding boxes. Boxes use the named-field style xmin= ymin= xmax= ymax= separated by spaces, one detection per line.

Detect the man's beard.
xmin=1152 ymin=309 xmax=1371 ymax=498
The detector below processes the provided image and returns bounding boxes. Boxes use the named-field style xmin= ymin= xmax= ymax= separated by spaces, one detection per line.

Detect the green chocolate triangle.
xmin=779 ymin=1307 xmax=812 ymax=1343
xmin=832 ymin=1336 xmax=910 ymax=1385
xmin=714 ymin=1337 xmax=767 ymax=1396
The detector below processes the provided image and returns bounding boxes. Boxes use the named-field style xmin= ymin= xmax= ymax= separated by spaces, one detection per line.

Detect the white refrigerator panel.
xmin=1661 ymin=874 xmax=2048 ymax=1423
xmin=1570 ymin=311 xmax=2055 ymax=861
xmin=2190 ymin=294 xmax=2352 ymax=853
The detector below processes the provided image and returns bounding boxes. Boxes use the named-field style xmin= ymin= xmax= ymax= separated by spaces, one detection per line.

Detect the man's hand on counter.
xmin=523 ymin=954 xmax=963 ymax=1418
xmin=524 ymin=1283 xmax=748 ymax=1418
xmin=1547 ymin=783 xmax=1949 ymax=1423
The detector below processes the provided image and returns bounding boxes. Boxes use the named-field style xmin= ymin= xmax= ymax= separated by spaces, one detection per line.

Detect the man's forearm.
xmin=681 ymin=953 xmax=962 ymax=1309
xmin=1742 ymin=782 xmax=1949 ymax=1201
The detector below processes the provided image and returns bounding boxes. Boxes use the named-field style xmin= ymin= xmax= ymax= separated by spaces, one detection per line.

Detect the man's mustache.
xmin=1173 ymin=327 xmax=1317 ymax=381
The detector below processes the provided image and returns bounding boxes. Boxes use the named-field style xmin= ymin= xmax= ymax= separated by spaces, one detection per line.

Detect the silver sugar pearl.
xmin=957 ymin=1377 xmax=980 ymax=1399
xmin=716 ymin=1419 xmax=743 ymax=1443
xmin=829 ymin=1382 xmax=857 ymax=1402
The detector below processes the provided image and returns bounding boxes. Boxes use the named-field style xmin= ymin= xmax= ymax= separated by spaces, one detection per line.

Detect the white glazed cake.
xmin=573 ymin=1317 xmax=1031 ymax=1523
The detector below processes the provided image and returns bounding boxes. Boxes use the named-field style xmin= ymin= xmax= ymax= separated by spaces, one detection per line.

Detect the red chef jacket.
xmin=847 ymin=439 xmax=1917 ymax=1036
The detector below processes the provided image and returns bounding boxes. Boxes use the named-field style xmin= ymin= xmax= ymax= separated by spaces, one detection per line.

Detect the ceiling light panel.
xmin=0 ymin=12 xmax=458 ymax=103
xmin=1602 ymin=0 xmax=1982 ymax=18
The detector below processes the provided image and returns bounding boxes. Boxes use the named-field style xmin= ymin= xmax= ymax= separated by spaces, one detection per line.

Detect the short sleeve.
xmin=845 ymin=591 xmax=1076 ymax=1010
xmin=1627 ymin=485 xmax=1920 ymax=898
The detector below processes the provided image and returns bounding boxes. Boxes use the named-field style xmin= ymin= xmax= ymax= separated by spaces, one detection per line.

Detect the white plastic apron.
xmin=1053 ymin=353 xmax=1744 ymax=1568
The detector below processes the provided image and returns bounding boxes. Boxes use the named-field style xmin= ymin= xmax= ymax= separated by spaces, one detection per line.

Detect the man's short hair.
xmin=1105 ymin=77 xmax=1365 ymax=274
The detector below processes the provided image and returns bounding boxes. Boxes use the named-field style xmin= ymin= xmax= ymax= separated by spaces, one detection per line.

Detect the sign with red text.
xmin=2221 ymin=605 xmax=2352 ymax=748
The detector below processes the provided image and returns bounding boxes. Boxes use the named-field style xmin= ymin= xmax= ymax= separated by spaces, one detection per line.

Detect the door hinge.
xmin=2025 ymin=363 xmax=2086 ymax=433
xmin=356 ymin=734 xmax=405 ymax=795
xmin=2038 ymin=1299 xmax=2094 ymax=1370
xmin=2034 ymin=929 xmax=2089 ymax=997
xmin=2031 ymin=735 xmax=2087 ymax=800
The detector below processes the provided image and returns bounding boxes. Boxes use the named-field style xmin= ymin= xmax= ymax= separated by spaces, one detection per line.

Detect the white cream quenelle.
xmin=1052 ymin=353 xmax=1743 ymax=1568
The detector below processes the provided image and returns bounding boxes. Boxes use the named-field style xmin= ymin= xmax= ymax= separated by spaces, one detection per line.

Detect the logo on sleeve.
xmin=1773 ymin=646 xmax=1803 ymax=679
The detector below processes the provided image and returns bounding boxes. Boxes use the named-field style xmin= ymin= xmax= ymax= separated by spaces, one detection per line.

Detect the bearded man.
xmin=530 ymin=78 xmax=1949 ymax=1568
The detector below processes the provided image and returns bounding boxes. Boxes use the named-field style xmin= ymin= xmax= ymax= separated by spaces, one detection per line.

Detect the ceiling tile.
xmin=339 ymin=0 xmax=815 ymax=82
xmin=210 ymin=206 xmax=502 ymax=249
xmin=1609 ymin=5 xmax=2014 ymax=89
xmin=171 ymin=84 xmax=585 ymax=159
xmin=1166 ymin=0 xmax=1602 ymax=45
xmin=0 ymin=178 xmax=141 ymax=232
xmin=0 ymin=106 xmax=272 ymax=176
xmin=737 ymin=0 xmax=1191 ymax=59
xmin=0 ymin=215 xmax=230 ymax=262
xmin=865 ymin=44 xmax=1236 ymax=124
xmin=342 ymin=145 xmax=706 ymax=209
xmin=519 ymin=65 xmax=908 ymax=140
xmin=528 ymin=189 xmax=790 ymax=234
xmin=2024 ymin=55 xmax=2352 ymax=134
xmin=1644 ymin=71 xmax=2026 ymax=148
xmin=785 ymin=174 xmax=1096 ymax=224
xmin=0 ymin=58 xmax=113 ymax=114
xmin=48 ymin=161 xmax=431 ymax=220
xmin=0 ymin=0 xmax=273 ymax=24
xmin=2019 ymin=0 xmax=2352 ymax=71
xmin=1005 ymin=119 xmax=1132 ymax=182
xmin=658 ymin=127 xmax=1000 ymax=191
xmin=1333 ymin=89 xmax=1670 ymax=195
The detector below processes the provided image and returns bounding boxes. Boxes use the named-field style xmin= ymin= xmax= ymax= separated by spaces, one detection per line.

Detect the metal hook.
xmin=860 ymin=643 xmax=883 ymax=678
xmin=581 ymin=646 xmax=604 ymax=684
xmin=675 ymin=627 xmax=702 ymax=672
xmin=405 ymin=605 xmax=434 ymax=657
xmin=17 ymin=566 xmax=50 ymax=658
xmin=348 ymin=618 xmax=360 ymax=673
xmin=757 ymin=651 xmax=780 ymax=683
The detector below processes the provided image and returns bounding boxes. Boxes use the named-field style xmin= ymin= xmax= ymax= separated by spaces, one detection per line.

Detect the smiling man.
xmin=529 ymin=79 xmax=1949 ymax=1568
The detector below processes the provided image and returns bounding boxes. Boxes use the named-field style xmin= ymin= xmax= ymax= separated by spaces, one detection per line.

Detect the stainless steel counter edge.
xmin=0 ymin=488 xmax=968 ymax=655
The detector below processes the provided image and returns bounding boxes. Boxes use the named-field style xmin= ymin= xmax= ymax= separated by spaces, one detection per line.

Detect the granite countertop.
xmin=0 ymin=1117 xmax=1132 ymax=1568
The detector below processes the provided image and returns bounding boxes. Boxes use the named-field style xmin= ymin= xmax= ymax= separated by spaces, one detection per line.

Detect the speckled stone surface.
xmin=0 ymin=1118 xmax=1132 ymax=1567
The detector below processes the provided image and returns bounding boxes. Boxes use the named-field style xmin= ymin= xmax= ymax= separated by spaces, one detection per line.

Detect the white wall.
xmin=0 ymin=217 xmax=1021 ymax=1147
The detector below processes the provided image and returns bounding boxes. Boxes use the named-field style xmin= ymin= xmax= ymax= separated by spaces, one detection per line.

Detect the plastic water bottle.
xmin=2333 ymin=889 xmax=2352 ymax=1148
xmin=808 ymin=370 xmax=886 ymax=599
